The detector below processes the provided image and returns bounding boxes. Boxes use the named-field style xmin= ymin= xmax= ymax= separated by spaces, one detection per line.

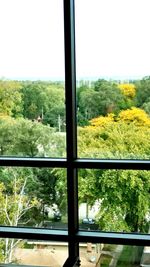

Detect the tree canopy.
xmin=0 ymin=77 xmax=150 ymax=248
xmin=78 ymin=107 xmax=150 ymax=232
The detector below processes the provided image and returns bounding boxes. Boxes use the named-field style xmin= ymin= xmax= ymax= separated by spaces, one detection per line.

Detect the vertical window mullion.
xmin=63 ymin=0 xmax=79 ymax=265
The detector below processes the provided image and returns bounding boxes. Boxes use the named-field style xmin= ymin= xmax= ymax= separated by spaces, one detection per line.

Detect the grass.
xmin=117 ymin=245 xmax=143 ymax=267
xmin=103 ymin=244 xmax=117 ymax=252
xmin=100 ymin=255 xmax=112 ymax=267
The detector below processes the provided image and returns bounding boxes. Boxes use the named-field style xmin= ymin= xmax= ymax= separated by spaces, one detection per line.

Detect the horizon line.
xmin=0 ymin=75 xmax=148 ymax=82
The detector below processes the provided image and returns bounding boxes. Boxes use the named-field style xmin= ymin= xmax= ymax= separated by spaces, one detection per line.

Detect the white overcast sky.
xmin=0 ymin=0 xmax=150 ymax=80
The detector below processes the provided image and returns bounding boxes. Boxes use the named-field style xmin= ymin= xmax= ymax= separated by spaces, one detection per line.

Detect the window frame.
xmin=0 ymin=1 xmax=150 ymax=266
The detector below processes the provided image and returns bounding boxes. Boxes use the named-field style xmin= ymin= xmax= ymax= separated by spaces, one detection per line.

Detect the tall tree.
xmin=0 ymin=80 xmax=22 ymax=117
xmin=77 ymin=79 xmax=130 ymax=126
xmin=0 ymin=117 xmax=16 ymax=155
xmin=43 ymin=86 xmax=65 ymax=130
xmin=0 ymin=167 xmax=39 ymax=263
xmin=0 ymin=117 xmax=65 ymax=157
xmin=135 ymin=76 xmax=150 ymax=107
xmin=14 ymin=118 xmax=55 ymax=157
xmin=21 ymin=82 xmax=65 ymax=130
xmin=78 ymin=111 xmax=150 ymax=232
xmin=21 ymin=82 xmax=47 ymax=120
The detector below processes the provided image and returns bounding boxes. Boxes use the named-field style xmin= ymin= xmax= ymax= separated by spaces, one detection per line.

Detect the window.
xmin=0 ymin=1 xmax=150 ymax=266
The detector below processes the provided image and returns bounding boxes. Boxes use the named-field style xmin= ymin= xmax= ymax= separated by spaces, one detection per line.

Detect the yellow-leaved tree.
xmin=118 ymin=83 xmax=136 ymax=98
xmin=118 ymin=107 xmax=150 ymax=126
xmin=89 ymin=113 xmax=115 ymax=128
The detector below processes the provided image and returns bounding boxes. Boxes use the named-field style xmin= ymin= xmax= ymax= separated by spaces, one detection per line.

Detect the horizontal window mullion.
xmin=0 ymin=226 xmax=68 ymax=242
xmin=0 ymin=226 xmax=150 ymax=246
xmin=0 ymin=157 xmax=67 ymax=168
xmin=74 ymin=159 xmax=150 ymax=170
xmin=76 ymin=231 xmax=150 ymax=246
xmin=1 ymin=158 xmax=150 ymax=170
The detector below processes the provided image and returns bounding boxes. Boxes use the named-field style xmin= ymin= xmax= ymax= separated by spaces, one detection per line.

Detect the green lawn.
xmin=117 ymin=245 xmax=143 ymax=267
xmin=103 ymin=244 xmax=117 ymax=252
xmin=100 ymin=255 xmax=112 ymax=267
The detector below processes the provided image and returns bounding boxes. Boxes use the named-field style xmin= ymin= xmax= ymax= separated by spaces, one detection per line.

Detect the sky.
xmin=0 ymin=0 xmax=150 ymax=80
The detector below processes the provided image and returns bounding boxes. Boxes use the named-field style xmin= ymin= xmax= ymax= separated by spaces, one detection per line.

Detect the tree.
xmin=78 ymin=111 xmax=150 ymax=231
xmin=53 ymin=168 xmax=67 ymax=215
xmin=89 ymin=113 xmax=115 ymax=127
xmin=21 ymin=82 xmax=65 ymax=130
xmin=135 ymin=76 xmax=150 ymax=107
xmin=77 ymin=80 xmax=128 ymax=126
xmin=21 ymin=82 xmax=47 ymax=120
xmin=79 ymin=107 xmax=150 ymax=158
xmin=94 ymin=79 xmax=112 ymax=91
xmin=95 ymin=169 xmax=150 ymax=232
xmin=118 ymin=107 xmax=150 ymax=126
xmin=142 ymin=101 xmax=150 ymax=116
xmin=118 ymin=83 xmax=136 ymax=99
xmin=77 ymin=88 xmax=100 ymax=121
xmin=0 ymin=116 xmax=16 ymax=155
xmin=0 ymin=167 xmax=39 ymax=263
xmin=0 ymin=116 xmax=66 ymax=157
xmin=14 ymin=118 xmax=55 ymax=157
xmin=33 ymin=168 xmax=63 ymax=221
xmin=0 ymin=80 xmax=22 ymax=117
xmin=93 ymin=79 xmax=128 ymax=115
xmin=43 ymin=86 xmax=65 ymax=130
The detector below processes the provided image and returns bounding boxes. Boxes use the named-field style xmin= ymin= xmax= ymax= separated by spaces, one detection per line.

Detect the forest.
xmin=0 ymin=76 xmax=150 ymax=262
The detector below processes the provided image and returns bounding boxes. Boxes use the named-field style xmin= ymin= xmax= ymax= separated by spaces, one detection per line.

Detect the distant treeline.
xmin=1 ymin=76 xmax=150 ymax=129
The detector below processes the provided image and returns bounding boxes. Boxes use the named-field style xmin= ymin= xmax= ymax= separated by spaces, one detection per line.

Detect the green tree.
xmin=135 ymin=76 xmax=150 ymax=107
xmin=77 ymin=79 xmax=131 ymax=126
xmin=78 ymin=88 xmax=99 ymax=121
xmin=43 ymin=86 xmax=65 ymax=130
xmin=21 ymin=82 xmax=65 ymax=130
xmin=78 ymin=112 xmax=150 ymax=232
xmin=0 ymin=117 xmax=65 ymax=157
xmin=54 ymin=168 xmax=67 ymax=215
xmin=14 ymin=118 xmax=55 ymax=157
xmin=32 ymin=168 xmax=63 ymax=221
xmin=21 ymin=82 xmax=47 ymax=120
xmin=0 ymin=117 xmax=16 ymax=155
xmin=142 ymin=101 xmax=150 ymax=116
xmin=0 ymin=80 xmax=22 ymax=117
xmin=95 ymin=169 xmax=150 ymax=232
xmin=93 ymin=79 xmax=131 ymax=114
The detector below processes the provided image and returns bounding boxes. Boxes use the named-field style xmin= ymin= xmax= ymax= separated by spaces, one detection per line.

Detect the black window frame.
xmin=0 ymin=1 xmax=150 ymax=266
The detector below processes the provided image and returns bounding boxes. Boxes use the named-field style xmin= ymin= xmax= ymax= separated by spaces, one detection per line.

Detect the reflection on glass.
xmin=0 ymin=0 xmax=66 ymax=158
xmin=0 ymin=238 xmax=68 ymax=266
xmin=76 ymin=0 xmax=150 ymax=159
xmin=79 ymin=169 xmax=150 ymax=233
xmin=80 ymin=243 xmax=145 ymax=267
xmin=0 ymin=167 xmax=67 ymax=229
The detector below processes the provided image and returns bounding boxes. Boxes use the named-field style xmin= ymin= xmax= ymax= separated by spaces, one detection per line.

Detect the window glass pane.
xmin=0 ymin=238 xmax=68 ymax=266
xmin=0 ymin=0 xmax=66 ymax=157
xmin=0 ymin=167 xmax=67 ymax=229
xmin=79 ymin=243 xmax=145 ymax=267
xmin=78 ymin=169 xmax=150 ymax=233
xmin=76 ymin=0 xmax=150 ymax=159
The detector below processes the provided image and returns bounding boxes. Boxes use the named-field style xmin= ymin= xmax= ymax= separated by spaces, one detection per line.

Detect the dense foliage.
xmin=0 ymin=76 xmax=150 ymax=261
